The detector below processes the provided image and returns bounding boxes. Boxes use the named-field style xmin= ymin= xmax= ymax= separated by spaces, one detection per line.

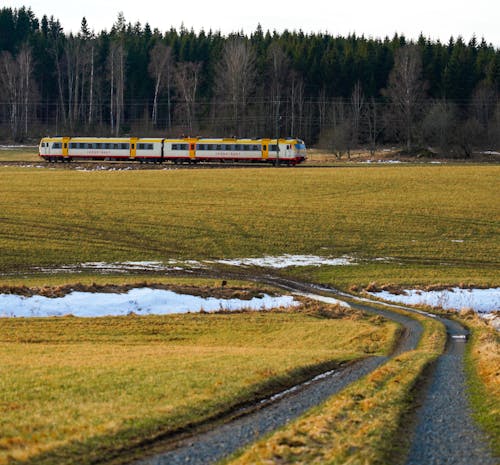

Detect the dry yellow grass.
xmin=0 ymin=302 xmax=399 ymax=465
xmin=459 ymin=311 xmax=500 ymax=454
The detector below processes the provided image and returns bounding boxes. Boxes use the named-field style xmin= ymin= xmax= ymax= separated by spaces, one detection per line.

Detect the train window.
xmin=287 ymin=145 xmax=291 ymax=150
xmin=52 ymin=142 xmax=61 ymax=149
xmin=121 ymin=143 xmax=129 ymax=150
xmin=131 ymin=144 xmax=135 ymax=149
xmin=138 ymin=143 xmax=153 ymax=150
xmin=263 ymin=145 xmax=267 ymax=151
xmin=69 ymin=143 xmax=75 ymax=149
xmin=217 ymin=144 xmax=222 ymax=150
xmin=234 ymin=144 xmax=241 ymax=150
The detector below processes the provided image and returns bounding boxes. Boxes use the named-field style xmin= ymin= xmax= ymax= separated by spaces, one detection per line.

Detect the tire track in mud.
xmin=129 ymin=278 xmax=424 ymax=465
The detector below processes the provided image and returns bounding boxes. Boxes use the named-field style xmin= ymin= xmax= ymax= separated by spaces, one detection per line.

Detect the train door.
xmin=188 ymin=139 xmax=196 ymax=159
xmin=62 ymin=137 xmax=70 ymax=158
xmin=130 ymin=137 xmax=138 ymax=159
xmin=261 ymin=138 xmax=270 ymax=160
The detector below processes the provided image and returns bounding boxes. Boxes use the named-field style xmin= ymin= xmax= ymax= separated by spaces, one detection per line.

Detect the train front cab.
xmin=39 ymin=137 xmax=68 ymax=162
xmin=264 ymin=138 xmax=307 ymax=165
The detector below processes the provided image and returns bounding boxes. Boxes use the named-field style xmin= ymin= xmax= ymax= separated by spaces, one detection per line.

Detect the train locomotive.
xmin=38 ymin=136 xmax=307 ymax=165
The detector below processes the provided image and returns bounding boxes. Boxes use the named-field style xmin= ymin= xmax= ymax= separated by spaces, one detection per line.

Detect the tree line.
xmin=1 ymin=6 xmax=500 ymax=156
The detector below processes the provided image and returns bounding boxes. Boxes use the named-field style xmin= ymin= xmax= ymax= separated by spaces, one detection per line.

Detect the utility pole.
xmin=275 ymin=112 xmax=281 ymax=167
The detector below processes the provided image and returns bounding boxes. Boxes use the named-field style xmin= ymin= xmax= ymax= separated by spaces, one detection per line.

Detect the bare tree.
xmin=317 ymin=87 xmax=328 ymax=131
xmin=455 ymin=117 xmax=482 ymax=158
xmin=174 ymin=61 xmax=201 ymax=133
xmin=64 ymin=34 xmax=82 ymax=129
xmin=318 ymin=120 xmax=351 ymax=159
xmin=17 ymin=45 xmax=35 ymax=136
xmin=366 ymin=97 xmax=382 ymax=156
xmin=107 ymin=42 xmax=127 ymax=136
xmin=471 ymin=80 xmax=496 ymax=140
xmin=0 ymin=51 xmax=20 ymax=137
xmin=350 ymin=81 xmax=365 ymax=148
xmin=383 ymin=45 xmax=426 ymax=152
xmin=148 ymin=42 xmax=172 ymax=128
xmin=289 ymin=71 xmax=304 ymax=136
xmin=422 ymin=99 xmax=457 ymax=154
xmin=215 ymin=37 xmax=256 ymax=135
xmin=0 ymin=44 xmax=37 ymax=139
xmin=267 ymin=43 xmax=289 ymax=136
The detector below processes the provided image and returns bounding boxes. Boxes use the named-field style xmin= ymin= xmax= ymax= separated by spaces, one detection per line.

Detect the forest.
xmin=1 ymin=6 xmax=500 ymax=156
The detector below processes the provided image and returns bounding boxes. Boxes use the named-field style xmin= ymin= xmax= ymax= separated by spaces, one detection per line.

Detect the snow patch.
xmin=0 ymin=145 xmax=36 ymax=149
xmin=213 ymin=255 xmax=356 ymax=268
xmin=33 ymin=260 xmax=205 ymax=274
xmin=0 ymin=288 xmax=297 ymax=318
xmin=369 ymin=287 xmax=500 ymax=313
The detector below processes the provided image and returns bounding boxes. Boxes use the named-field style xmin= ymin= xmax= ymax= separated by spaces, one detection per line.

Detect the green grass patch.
xmin=289 ymin=262 xmax=500 ymax=292
xmin=223 ymin=308 xmax=446 ymax=465
xmin=0 ymin=274 xmax=257 ymax=290
xmin=0 ymin=165 xmax=498 ymax=288
xmin=0 ymin=303 xmax=399 ymax=465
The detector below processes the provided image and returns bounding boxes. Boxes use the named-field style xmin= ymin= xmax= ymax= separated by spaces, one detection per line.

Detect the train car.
xmin=39 ymin=136 xmax=307 ymax=165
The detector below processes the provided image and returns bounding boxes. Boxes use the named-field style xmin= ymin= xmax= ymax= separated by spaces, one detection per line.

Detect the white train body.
xmin=39 ymin=137 xmax=307 ymax=165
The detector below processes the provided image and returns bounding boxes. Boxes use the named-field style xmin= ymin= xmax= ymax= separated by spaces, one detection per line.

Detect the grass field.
xmin=0 ymin=165 xmax=498 ymax=287
xmin=0 ymin=303 xmax=398 ymax=465
xmin=0 ymin=163 xmax=498 ymax=464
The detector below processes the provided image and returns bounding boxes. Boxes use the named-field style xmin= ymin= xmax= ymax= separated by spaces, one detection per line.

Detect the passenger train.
xmin=38 ymin=137 xmax=307 ymax=165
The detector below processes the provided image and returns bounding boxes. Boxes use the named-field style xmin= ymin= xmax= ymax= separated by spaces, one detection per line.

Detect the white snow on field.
xmin=0 ymin=289 xmax=298 ymax=318
xmin=26 ymin=256 xmax=366 ymax=275
xmin=369 ymin=288 xmax=500 ymax=313
xmin=33 ymin=260 xmax=205 ymax=274
xmin=214 ymin=255 xmax=356 ymax=268
xmin=0 ymin=145 xmax=37 ymax=149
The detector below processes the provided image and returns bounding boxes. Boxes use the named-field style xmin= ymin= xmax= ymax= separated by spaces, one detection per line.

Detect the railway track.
xmin=0 ymin=160 xmax=291 ymax=170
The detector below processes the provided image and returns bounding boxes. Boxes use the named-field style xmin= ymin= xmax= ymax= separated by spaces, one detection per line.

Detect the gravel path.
xmin=131 ymin=281 xmax=423 ymax=465
xmin=405 ymin=317 xmax=497 ymax=465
